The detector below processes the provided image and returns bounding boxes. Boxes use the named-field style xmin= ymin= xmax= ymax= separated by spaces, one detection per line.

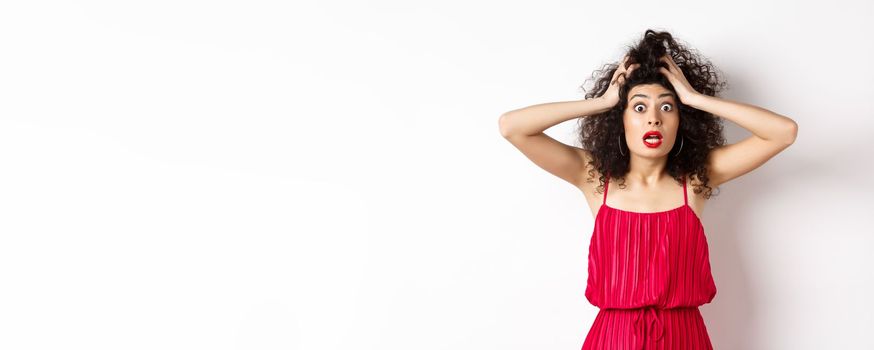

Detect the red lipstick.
xmin=642 ymin=131 xmax=663 ymax=148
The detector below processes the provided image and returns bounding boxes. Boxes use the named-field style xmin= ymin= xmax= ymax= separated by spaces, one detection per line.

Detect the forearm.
xmin=686 ymin=94 xmax=798 ymax=144
xmin=499 ymin=97 xmax=614 ymax=137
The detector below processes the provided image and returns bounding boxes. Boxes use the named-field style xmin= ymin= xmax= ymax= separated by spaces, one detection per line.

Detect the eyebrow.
xmin=630 ymin=92 xmax=675 ymax=101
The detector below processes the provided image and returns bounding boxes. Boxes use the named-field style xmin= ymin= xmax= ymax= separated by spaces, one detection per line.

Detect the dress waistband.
xmin=601 ymin=306 xmax=699 ymax=350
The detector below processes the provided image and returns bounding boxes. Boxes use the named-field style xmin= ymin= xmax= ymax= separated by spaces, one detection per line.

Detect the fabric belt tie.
xmin=632 ymin=306 xmax=665 ymax=349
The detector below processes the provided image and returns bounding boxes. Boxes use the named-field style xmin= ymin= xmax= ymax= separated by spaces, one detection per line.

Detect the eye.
xmin=661 ymin=103 xmax=673 ymax=112
xmin=633 ymin=104 xmax=645 ymax=112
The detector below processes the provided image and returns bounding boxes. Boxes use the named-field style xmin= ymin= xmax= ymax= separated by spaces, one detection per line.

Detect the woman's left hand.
xmin=658 ymin=55 xmax=702 ymax=105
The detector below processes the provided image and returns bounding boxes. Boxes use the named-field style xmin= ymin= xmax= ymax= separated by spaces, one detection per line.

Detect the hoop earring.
xmin=673 ymin=135 xmax=684 ymax=156
xmin=617 ymin=134 xmax=625 ymax=156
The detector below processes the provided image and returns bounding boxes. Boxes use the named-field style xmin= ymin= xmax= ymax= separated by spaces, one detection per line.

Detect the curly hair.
xmin=576 ymin=29 xmax=728 ymax=199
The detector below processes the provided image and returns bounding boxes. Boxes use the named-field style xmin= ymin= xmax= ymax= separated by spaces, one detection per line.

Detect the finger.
xmin=622 ymin=61 xmax=638 ymax=75
xmin=615 ymin=57 xmax=628 ymax=72
xmin=664 ymin=55 xmax=677 ymax=68
xmin=665 ymin=55 xmax=680 ymax=70
xmin=621 ymin=54 xmax=633 ymax=69
xmin=659 ymin=67 xmax=672 ymax=79
xmin=616 ymin=72 xmax=628 ymax=85
xmin=659 ymin=67 xmax=678 ymax=86
xmin=612 ymin=64 xmax=629 ymax=81
xmin=659 ymin=56 xmax=673 ymax=72
xmin=611 ymin=68 xmax=622 ymax=82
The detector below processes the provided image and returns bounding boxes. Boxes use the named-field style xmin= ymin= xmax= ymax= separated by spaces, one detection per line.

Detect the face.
xmin=623 ymin=84 xmax=680 ymax=157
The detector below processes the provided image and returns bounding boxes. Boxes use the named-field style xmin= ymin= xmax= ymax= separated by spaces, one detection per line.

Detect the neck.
xmin=625 ymin=154 xmax=669 ymax=185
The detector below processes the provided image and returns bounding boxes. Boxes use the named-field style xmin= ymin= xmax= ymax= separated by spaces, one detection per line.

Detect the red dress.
xmin=582 ymin=174 xmax=717 ymax=350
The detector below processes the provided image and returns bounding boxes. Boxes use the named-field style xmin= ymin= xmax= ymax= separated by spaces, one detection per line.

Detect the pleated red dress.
xmin=582 ymin=174 xmax=717 ymax=350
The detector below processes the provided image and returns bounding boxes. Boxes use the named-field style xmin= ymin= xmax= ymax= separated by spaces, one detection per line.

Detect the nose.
xmin=647 ymin=110 xmax=663 ymax=126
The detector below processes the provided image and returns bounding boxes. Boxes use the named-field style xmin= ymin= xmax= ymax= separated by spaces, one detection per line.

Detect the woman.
xmin=498 ymin=30 xmax=797 ymax=349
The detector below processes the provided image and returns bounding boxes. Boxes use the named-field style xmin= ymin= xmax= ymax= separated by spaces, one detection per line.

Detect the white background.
xmin=1 ymin=1 xmax=872 ymax=349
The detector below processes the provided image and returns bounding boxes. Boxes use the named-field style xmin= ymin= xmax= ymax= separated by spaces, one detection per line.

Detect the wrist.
xmin=685 ymin=93 xmax=707 ymax=108
xmin=595 ymin=96 xmax=617 ymax=111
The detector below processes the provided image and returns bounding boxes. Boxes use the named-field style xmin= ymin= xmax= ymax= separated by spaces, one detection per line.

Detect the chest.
xmin=579 ymin=179 xmax=706 ymax=220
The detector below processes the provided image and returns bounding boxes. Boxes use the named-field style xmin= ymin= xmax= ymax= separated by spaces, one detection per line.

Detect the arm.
xmin=498 ymin=96 xmax=615 ymax=188
xmin=685 ymin=93 xmax=798 ymax=187
xmin=657 ymin=54 xmax=798 ymax=187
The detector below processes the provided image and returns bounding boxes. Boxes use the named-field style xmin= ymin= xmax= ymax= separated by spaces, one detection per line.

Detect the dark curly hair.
xmin=576 ymin=29 xmax=728 ymax=199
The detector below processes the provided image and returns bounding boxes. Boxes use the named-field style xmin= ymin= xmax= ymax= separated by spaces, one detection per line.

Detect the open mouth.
xmin=642 ymin=131 xmax=663 ymax=148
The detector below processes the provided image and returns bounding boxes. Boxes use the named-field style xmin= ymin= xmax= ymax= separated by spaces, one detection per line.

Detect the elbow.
xmin=786 ymin=120 xmax=798 ymax=145
xmin=781 ymin=120 xmax=798 ymax=145
xmin=498 ymin=113 xmax=514 ymax=138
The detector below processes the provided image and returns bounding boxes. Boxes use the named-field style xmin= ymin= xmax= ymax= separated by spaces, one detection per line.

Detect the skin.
xmin=499 ymin=54 xmax=798 ymax=220
xmin=602 ymin=83 xmax=686 ymax=217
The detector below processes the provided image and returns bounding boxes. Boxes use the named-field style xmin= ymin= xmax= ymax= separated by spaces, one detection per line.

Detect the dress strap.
xmin=603 ymin=172 xmax=610 ymax=206
xmin=682 ymin=175 xmax=688 ymax=206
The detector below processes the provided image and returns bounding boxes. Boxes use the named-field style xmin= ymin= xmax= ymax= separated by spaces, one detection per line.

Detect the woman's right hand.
xmin=601 ymin=54 xmax=639 ymax=107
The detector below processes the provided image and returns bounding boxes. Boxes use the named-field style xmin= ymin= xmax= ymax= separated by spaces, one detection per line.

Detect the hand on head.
xmin=602 ymin=54 xmax=640 ymax=107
